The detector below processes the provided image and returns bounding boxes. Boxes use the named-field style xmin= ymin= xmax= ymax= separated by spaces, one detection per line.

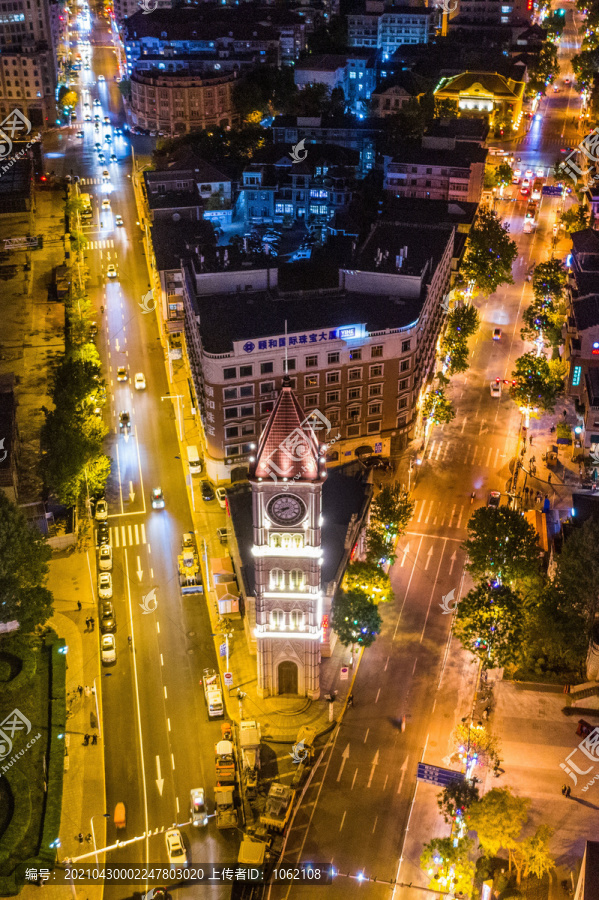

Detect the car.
xmin=101 ymin=198 xmax=110 ymax=209
xmin=102 ymin=169 xmax=110 ymax=181
xmin=76 ymin=130 xmax=84 ymax=138
xmin=134 ymin=372 xmax=146 ymax=390
xmin=93 ymin=98 xmax=101 ymax=106
xmin=85 ymin=114 xmax=92 ymax=121
xmin=525 ymin=169 xmax=534 ymax=179
xmin=553 ymin=84 xmax=559 ymax=92
xmin=201 ymin=480 xmax=215 ymax=502
xmin=565 ymin=77 xmax=571 ymax=84
xmin=98 ymin=74 xmax=105 ymax=82
xmin=490 ymin=381 xmax=502 ymax=398
xmin=110 ymin=153 xmax=118 ymax=162
xmin=152 ymin=487 xmax=165 ymax=509
xmin=95 ymin=142 xmax=102 ymax=150
xmin=101 ymin=634 xmax=116 ymax=665
xmin=536 ymin=167 xmax=545 ymax=177
xmin=512 ymin=169 xmax=521 ymax=183
xmin=119 ymin=410 xmax=130 ymax=430
xmin=107 ymin=264 xmax=117 ymax=278
xmin=98 ymin=544 xmax=113 ymax=571
xmin=98 ymin=153 xmax=106 ymax=163
xmin=215 ymin=486 xmax=227 ymax=509
xmin=94 ymin=113 xmax=100 ymax=121
xmin=520 ymin=186 xmax=530 ymax=197
xmin=115 ymin=127 xmax=123 ymax=135
xmin=100 ymin=601 xmax=116 ymax=633
xmin=95 ymin=499 xmax=108 ymax=520
xmin=104 ymin=115 xmax=110 ymax=124
xmin=115 ymin=214 xmax=123 ymax=226
xmin=97 ymin=521 xmax=110 ymax=547
xmin=217 ymin=526 xmax=228 ymax=545
xmin=105 ymin=134 xmax=112 ymax=144
xmin=117 ymin=366 xmax=128 ymax=382
xmin=488 ymin=491 xmax=501 ymax=508
xmin=84 ymin=101 xmax=90 ymax=109
xmin=89 ymin=322 xmax=98 ymax=338
xmin=98 ymin=572 xmax=113 ymax=600
xmin=165 ymin=829 xmax=186 ymax=866
xmin=190 ymin=788 xmax=208 ymax=826
xmin=493 ymin=328 xmax=502 ymax=340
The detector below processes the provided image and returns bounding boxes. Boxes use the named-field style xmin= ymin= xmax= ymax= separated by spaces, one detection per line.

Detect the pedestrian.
xmin=563 ymin=409 xmax=567 ymax=417
xmin=347 ymin=693 xmax=354 ymax=708
xmin=85 ymin=834 xmax=92 ymax=843
xmin=91 ymin=734 xmax=98 ymax=745
xmin=562 ymin=784 xmax=567 ymax=796
xmin=566 ymin=785 xmax=572 ymax=798
xmin=84 ymin=685 xmax=91 ymax=698
xmin=90 ymin=617 xmax=95 ymax=631
xmin=77 ymin=685 xmax=83 ymax=697
xmin=531 ymin=455 xmax=535 ymax=465
xmin=85 ymin=617 xmax=90 ymax=630
xmin=78 ymin=833 xmax=84 ymax=844
xmin=77 ymin=600 xmax=82 ymax=611
xmin=548 ymin=474 xmax=552 ymax=484
xmin=529 ymin=434 xmax=533 ymax=445
xmin=83 ymin=733 xmax=90 ymax=746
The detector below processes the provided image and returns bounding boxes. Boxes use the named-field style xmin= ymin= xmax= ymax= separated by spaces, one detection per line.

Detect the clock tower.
xmin=249 ymin=377 xmax=327 ymax=699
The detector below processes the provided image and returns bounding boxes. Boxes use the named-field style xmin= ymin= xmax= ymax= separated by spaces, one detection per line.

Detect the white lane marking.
xmin=339 ymin=811 xmax=346 ymax=831
xmin=142 ymin=525 xmax=147 ymax=545
xmin=167 ymin=718 xmax=171 ymax=732
xmin=134 ymin=523 xmax=139 ymax=544
xmin=351 ymin=768 xmax=358 ymax=790
xmin=375 ymin=688 xmax=381 ymax=703
xmin=160 ymin=654 xmax=164 ymax=666
xmin=486 ymin=447 xmax=492 ymax=467
xmin=364 ymin=728 xmax=369 ymax=744
xmin=457 ymin=505 xmax=464 ymax=529
xmin=171 ymin=754 xmax=175 ymax=771
xmin=164 ymin=686 xmax=167 ymax=699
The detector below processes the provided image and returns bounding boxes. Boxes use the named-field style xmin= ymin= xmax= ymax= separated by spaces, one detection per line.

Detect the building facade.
xmin=129 ymin=69 xmax=237 ymax=134
xmin=347 ymin=5 xmax=434 ymax=55
xmin=293 ymin=53 xmax=377 ymax=117
xmin=271 ymin=115 xmax=380 ymax=173
xmin=434 ymin=71 xmax=525 ymax=131
xmin=249 ymin=381 xmax=326 ymax=698
xmin=0 ymin=0 xmax=58 ymax=126
xmin=384 ymin=140 xmax=487 ymax=203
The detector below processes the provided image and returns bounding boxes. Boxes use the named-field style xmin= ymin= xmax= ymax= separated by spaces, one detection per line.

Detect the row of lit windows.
xmin=269 ymin=534 xmax=305 ymax=550
xmin=268 ymin=609 xmax=305 ymax=630
xmin=270 ymin=569 xmax=306 ymax=590
xmin=221 ymin=347 xmax=412 ymax=382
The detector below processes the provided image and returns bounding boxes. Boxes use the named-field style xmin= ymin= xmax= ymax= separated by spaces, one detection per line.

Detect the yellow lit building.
xmin=434 ymin=71 xmax=525 ymax=133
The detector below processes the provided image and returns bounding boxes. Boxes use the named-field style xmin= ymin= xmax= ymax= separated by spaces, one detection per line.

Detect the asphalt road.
xmin=48 ymin=11 xmax=238 ymax=899
xmin=268 ymin=4 xmax=585 ymax=898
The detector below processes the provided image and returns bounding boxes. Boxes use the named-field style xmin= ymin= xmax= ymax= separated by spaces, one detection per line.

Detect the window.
xmin=225 ymin=445 xmax=240 ymax=456
xmin=397 ymin=415 xmax=407 ymax=427
xmin=270 ymin=608 xmax=285 ymax=628
xmin=402 ymin=339 xmax=411 ymax=353
xmin=270 ymin=534 xmax=282 ymax=549
xmin=306 ymin=354 xmax=318 ymax=368
xmin=284 ymin=358 xmax=296 ymax=372
xmin=240 ymin=385 xmax=254 ymax=398
xmin=305 ymin=374 xmax=319 ymax=388
xmin=261 ymin=401 xmax=274 ymax=415
xmin=305 ymin=394 xmax=319 ymax=407
xmin=398 ymin=397 xmax=408 ymax=410
xmin=347 ymin=424 xmax=361 ymax=437
xmin=223 ymin=366 xmax=236 ymax=380
xmin=348 ymin=406 xmax=361 ymax=421
xmin=240 ymin=404 xmax=254 ymax=417
xmin=260 ymin=362 xmax=274 ymax=374
xmin=369 ymin=383 xmax=383 ymax=397
xmin=367 ymin=420 xmax=380 ymax=434
xmin=328 ymin=409 xmax=341 ymax=426
xmin=368 ymin=402 xmax=382 ymax=416
xmin=328 ymin=351 xmax=340 ymax=364
xmin=400 ymin=359 xmax=410 ymax=372
xmin=240 ymin=365 xmax=253 ymax=378
xmin=224 ymin=407 xmax=238 ymax=420
xmin=260 ymin=382 xmax=275 ymax=394
xmin=350 ymin=348 xmax=362 ymax=361
xmin=326 ymin=371 xmax=340 ymax=385
xmin=289 ymin=569 xmax=305 ymax=590
xmin=225 ymin=426 xmax=239 ymax=439
xmin=399 ymin=378 xmax=410 ymax=391
xmin=224 ymin=388 xmax=237 ymax=401
xmin=326 ymin=391 xmax=340 ymax=404
xmin=270 ymin=569 xmax=284 ymax=590
xmin=370 ymin=364 xmax=383 ymax=378
xmin=348 ymin=387 xmax=362 ymax=400
xmin=290 ymin=609 xmax=305 ymax=630
xmin=348 ymin=368 xmax=362 ymax=381
xmin=241 ymin=422 xmax=254 ymax=435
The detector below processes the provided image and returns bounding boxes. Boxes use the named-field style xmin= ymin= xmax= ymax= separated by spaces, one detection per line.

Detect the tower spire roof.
xmin=251 ymin=380 xmax=323 ymax=482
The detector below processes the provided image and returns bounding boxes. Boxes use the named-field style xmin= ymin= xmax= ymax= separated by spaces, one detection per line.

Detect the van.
xmin=186 ymin=445 xmax=202 ymax=474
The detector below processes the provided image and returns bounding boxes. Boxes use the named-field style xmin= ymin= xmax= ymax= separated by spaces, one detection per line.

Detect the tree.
xmin=494 ymin=161 xmax=515 ymax=188
xmin=365 ymin=526 xmax=397 ymax=566
xmin=451 ymin=721 xmax=502 ymax=770
xmin=0 ymin=493 xmax=53 ymax=633
xmin=468 ymin=787 xmax=530 ymax=861
xmin=555 ymin=518 xmax=599 ymax=629
xmin=461 ymin=208 xmax=518 ymax=297
xmin=521 ymin=582 xmax=588 ymax=678
xmin=370 ymin=484 xmax=414 ymax=535
xmin=422 ymin=383 xmax=456 ymax=425
xmin=572 ymin=48 xmax=599 ymax=88
xmin=520 ymin=295 xmax=566 ymax=349
xmin=343 ymin=561 xmax=394 ymax=604
xmin=453 ymin=582 xmax=525 ymax=669
xmin=527 ymin=42 xmax=559 ymax=95
xmin=561 ymin=204 xmax=589 ymax=232
xmin=434 ymin=97 xmax=459 ymax=117
xmin=386 ymin=99 xmax=428 ymax=144
xmin=510 ymin=351 xmax=564 ymax=424
xmin=532 ymin=259 xmax=566 ymax=302
xmin=331 ymin=589 xmax=382 ymax=659
xmin=293 ymin=83 xmax=330 ymax=117
xmin=463 ymin=506 xmax=540 ymax=586
xmin=117 ymin=79 xmax=131 ymax=100
xmin=421 ymin=837 xmax=476 ymax=896
xmin=437 ymin=778 xmax=480 ymax=824
xmin=441 ymin=304 xmax=480 ymax=374
xmin=512 ymin=825 xmax=555 ymax=884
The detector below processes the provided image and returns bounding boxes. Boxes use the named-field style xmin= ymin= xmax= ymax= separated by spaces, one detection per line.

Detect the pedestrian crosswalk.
xmin=411 ymin=498 xmax=469 ymax=531
xmin=87 ymin=239 xmax=114 ymax=250
xmin=110 ymin=522 xmax=147 ymax=548
xmin=424 ymin=438 xmax=506 ymax=469
xmin=79 ymin=177 xmax=103 ymax=185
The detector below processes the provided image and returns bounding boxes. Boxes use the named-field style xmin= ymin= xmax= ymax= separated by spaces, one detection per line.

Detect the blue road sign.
xmin=416 ymin=763 xmax=465 ymax=787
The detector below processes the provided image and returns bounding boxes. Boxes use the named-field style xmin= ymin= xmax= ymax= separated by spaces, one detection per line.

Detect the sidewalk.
xmin=20 ymin=549 xmax=105 ymax=900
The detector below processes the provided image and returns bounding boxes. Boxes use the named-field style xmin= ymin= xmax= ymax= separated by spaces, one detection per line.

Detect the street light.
xmin=89 ymin=812 xmax=110 ymax=865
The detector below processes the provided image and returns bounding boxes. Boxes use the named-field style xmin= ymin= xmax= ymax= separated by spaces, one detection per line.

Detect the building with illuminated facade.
xmin=433 ymin=71 xmax=525 ymax=131
xmin=0 ymin=0 xmax=58 ymax=126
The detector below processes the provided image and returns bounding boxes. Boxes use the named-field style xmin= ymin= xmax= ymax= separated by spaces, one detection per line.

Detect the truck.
xmin=178 ymin=533 xmax=203 ymax=594
xmin=215 ymin=738 xmax=236 ymax=784
xmin=54 ymin=264 xmax=70 ymax=300
xmin=80 ymin=192 xmax=92 ymax=221
xmin=214 ymin=785 xmax=237 ymax=829
xmin=259 ymin=783 xmax=295 ymax=833
xmin=239 ymin=720 xmax=261 ymax=796
xmin=202 ymin=667 xmax=224 ymax=718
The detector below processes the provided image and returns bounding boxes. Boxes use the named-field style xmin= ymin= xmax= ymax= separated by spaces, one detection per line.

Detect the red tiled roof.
xmin=252 ymin=378 xmax=323 ymax=482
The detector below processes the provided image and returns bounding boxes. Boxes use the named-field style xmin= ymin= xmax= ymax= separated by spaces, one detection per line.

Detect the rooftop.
xmin=435 ymin=70 xmax=525 ymax=98
xmin=573 ymin=296 xmax=599 ymax=331
xmin=386 ymin=141 xmax=487 ymax=167
xmin=357 ymin=221 xmax=454 ymax=277
xmin=571 ymin=229 xmax=599 ymax=257
xmin=381 ymin=197 xmax=479 ymax=228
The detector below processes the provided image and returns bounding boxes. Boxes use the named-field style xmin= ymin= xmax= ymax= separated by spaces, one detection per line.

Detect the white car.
xmin=216 ymin=486 xmax=227 ymax=509
xmin=134 ymin=372 xmax=146 ymax=390
xmin=98 ymin=544 xmax=113 ymax=571
xmin=101 ymin=198 xmax=110 ymax=209
xmin=152 ymin=487 xmax=165 ymax=509
xmin=107 ymin=264 xmax=117 ymax=278
xmin=98 ymin=572 xmax=113 ymax=600
xmin=98 ymin=74 xmax=105 ymax=82
xmin=115 ymin=214 xmax=124 ymax=226
xmin=95 ymin=499 xmax=108 ymax=520
xmin=165 ymin=829 xmax=186 ymax=866
xmin=490 ymin=381 xmax=502 ymax=398
xmin=101 ymin=634 xmax=116 ymax=665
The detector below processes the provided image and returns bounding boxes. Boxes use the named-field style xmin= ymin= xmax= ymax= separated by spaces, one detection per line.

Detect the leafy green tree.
xmin=331 ymin=589 xmax=383 ymax=660
xmin=468 ymin=788 xmax=530 ymax=861
xmin=513 ymin=825 xmax=555 ymax=884
xmin=422 ymin=383 xmax=456 ymax=425
xmin=437 ymin=779 xmax=480 ymax=824
xmin=69 ymin=230 xmax=88 ymax=253
xmin=0 ymin=492 xmax=53 ymax=633
xmin=451 ymin=721 xmax=502 ymax=770
xmin=441 ymin=304 xmax=480 ymax=374
xmin=343 ymin=561 xmax=393 ymax=604
xmin=421 ymin=837 xmax=476 ymax=896
xmin=117 ymin=79 xmax=131 ymax=100
xmin=493 ymin=161 xmax=515 ymax=188
xmin=510 ymin=351 xmax=563 ymax=423
xmin=293 ymin=83 xmax=330 ymax=117
xmin=555 ymin=518 xmax=599 ymax=629
xmin=521 ymin=582 xmax=588 ymax=678
xmin=520 ymin=295 xmax=566 ymax=349
xmin=463 ymin=506 xmax=540 ymax=586
xmin=572 ymin=48 xmax=599 ymax=88
xmin=461 ymin=208 xmax=518 ymax=297
xmin=434 ymin=97 xmax=459 ymax=117
xmin=370 ymin=484 xmax=414 ymax=536
xmin=386 ymin=98 xmax=428 ymax=144
xmin=454 ymin=582 xmax=524 ymax=669
xmin=527 ymin=42 xmax=559 ymax=95
xmin=532 ymin=259 xmax=566 ymax=302
xmin=365 ymin=526 xmax=396 ymax=566
xmin=561 ymin=204 xmax=590 ymax=232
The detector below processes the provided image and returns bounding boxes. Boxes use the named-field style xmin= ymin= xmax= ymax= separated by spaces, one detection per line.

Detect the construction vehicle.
xmin=292 ymin=726 xmax=315 ymax=788
xmin=259 ymin=783 xmax=295 ymax=833
xmin=178 ymin=533 xmax=203 ymax=594
xmin=215 ymin=725 xmax=236 ymax=784
xmin=239 ymin=720 xmax=261 ymax=796
xmin=202 ymin=667 xmax=224 ymax=718
xmin=214 ymin=785 xmax=237 ymax=829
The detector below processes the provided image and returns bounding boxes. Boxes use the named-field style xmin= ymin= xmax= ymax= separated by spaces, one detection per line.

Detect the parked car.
xmin=215 ymin=486 xmax=227 ymax=508
xmin=96 ymin=521 xmax=110 ymax=547
xmin=95 ymin=499 xmax=108 ymax=520
xmin=101 ymin=634 xmax=116 ymax=665
xmin=100 ymin=601 xmax=116 ymax=633
xmin=98 ymin=544 xmax=112 ymax=571
xmin=98 ymin=572 xmax=113 ymax=600
xmin=201 ymin=481 xmax=215 ymax=502
xmin=488 ymin=491 xmax=501 ymax=508
xmin=190 ymin=788 xmax=208 ymax=826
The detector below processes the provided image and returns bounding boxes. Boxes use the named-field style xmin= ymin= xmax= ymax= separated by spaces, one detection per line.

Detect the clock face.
xmin=268 ymin=494 xmax=306 ymax=526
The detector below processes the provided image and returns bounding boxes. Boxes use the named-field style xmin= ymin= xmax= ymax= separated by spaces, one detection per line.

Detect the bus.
xmin=531 ymin=178 xmax=544 ymax=201
xmin=523 ymin=200 xmax=538 ymax=233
